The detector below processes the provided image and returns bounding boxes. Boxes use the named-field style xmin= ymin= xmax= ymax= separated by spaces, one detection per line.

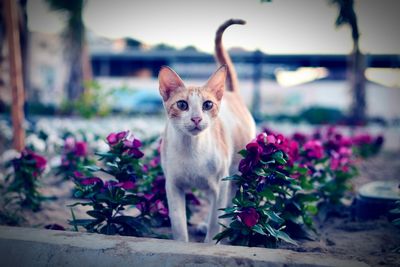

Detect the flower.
xmin=239 ymin=141 xmax=262 ymax=175
xmin=106 ymin=131 xmax=128 ymax=145
xmin=238 ymin=207 xmax=259 ymax=227
xmin=116 ymin=181 xmax=135 ymax=190
xmin=123 ymin=136 xmax=144 ymax=158
xmin=74 ymin=141 xmax=88 ymax=157
xmin=80 ymin=177 xmax=103 ymax=186
xmin=151 ymin=199 xmax=169 ymax=216
xmin=303 ymin=140 xmax=324 ymax=159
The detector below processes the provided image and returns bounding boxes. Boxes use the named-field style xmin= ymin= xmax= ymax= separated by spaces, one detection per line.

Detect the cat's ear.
xmin=205 ymin=65 xmax=227 ymax=101
xmin=159 ymin=66 xmax=185 ymax=101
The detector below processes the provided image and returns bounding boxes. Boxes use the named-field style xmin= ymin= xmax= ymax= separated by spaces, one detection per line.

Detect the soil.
xmin=1 ymin=151 xmax=399 ymax=267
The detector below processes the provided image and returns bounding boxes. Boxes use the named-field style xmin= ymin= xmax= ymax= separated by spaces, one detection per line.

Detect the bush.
xmin=300 ymin=106 xmax=346 ymax=125
xmin=69 ymin=131 xmax=151 ymax=236
xmin=216 ymin=127 xmax=384 ymax=247
xmin=5 ymin=149 xmax=47 ymax=211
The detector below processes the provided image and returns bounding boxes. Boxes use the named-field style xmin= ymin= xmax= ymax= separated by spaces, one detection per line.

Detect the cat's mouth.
xmin=188 ymin=126 xmax=203 ymax=134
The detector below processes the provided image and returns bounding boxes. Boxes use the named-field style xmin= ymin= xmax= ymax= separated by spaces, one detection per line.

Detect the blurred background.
xmin=0 ymin=0 xmax=399 ymax=152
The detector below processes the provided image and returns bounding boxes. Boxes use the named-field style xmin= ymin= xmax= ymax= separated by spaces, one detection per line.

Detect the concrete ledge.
xmin=0 ymin=226 xmax=368 ymax=267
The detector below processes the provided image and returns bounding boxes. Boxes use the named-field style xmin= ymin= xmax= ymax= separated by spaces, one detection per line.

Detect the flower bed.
xmin=0 ymin=119 xmax=399 ymax=266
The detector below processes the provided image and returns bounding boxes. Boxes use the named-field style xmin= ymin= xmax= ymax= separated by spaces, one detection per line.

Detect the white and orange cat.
xmin=158 ymin=19 xmax=256 ymax=242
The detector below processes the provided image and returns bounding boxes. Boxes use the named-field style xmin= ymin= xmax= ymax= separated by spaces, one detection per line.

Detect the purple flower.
xmin=238 ymin=207 xmax=259 ymax=227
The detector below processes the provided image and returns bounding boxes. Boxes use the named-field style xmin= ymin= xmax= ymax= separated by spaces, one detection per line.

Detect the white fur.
xmin=159 ymin=66 xmax=255 ymax=242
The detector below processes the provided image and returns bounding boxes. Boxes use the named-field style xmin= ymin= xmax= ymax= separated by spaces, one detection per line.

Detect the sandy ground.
xmin=1 ymin=151 xmax=399 ymax=267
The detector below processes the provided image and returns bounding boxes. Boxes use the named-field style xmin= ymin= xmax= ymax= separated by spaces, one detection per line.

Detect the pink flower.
xmin=153 ymin=200 xmax=169 ymax=216
xmin=239 ymin=141 xmax=262 ymax=175
xmin=74 ymin=141 xmax=88 ymax=157
xmin=106 ymin=131 xmax=128 ymax=145
xmin=81 ymin=177 xmax=103 ymax=186
xmin=64 ymin=137 xmax=75 ymax=152
xmin=116 ymin=181 xmax=135 ymax=190
xmin=304 ymin=140 xmax=324 ymax=159
xmin=238 ymin=207 xmax=259 ymax=227
xmin=28 ymin=151 xmax=47 ymax=171
xmin=73 ymin=171 xmax=85 ymax=179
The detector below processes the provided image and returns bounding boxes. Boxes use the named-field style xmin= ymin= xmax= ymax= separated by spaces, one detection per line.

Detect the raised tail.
xmin=215 ymin=19 xmax=245 ymax=92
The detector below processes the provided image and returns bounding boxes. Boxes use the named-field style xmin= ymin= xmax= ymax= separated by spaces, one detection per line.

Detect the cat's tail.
xmin=215 ymin=19 xmax=245 ymax=92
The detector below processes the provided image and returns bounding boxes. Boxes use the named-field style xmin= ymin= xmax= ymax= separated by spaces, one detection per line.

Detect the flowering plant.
xmin=69 ymin=131 xmax=150 ymax=236
xmin=5 ymin=149 xmax=47 ymax=211
xmin=137 ymin=140 xmax=201 ymax=227
xmin=352 ymin=133 xmax=384 ymax=158
xmin=214 ymin=133 xmax=315 ymax=247
xmin=56 ymin=137 xmax=94 ymax=181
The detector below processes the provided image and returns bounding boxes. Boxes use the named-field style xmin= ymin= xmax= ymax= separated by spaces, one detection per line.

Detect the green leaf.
xmin=260 ymin=187 xmax=275 ymax=200
xmin=222 ymin=175 xmax=242 ymax=181
xmin=85 ymin=165 xmax=101 ymax=172
xmin=100 ymin=224 xmax=117 ymax=235
xmin=275 ymin=230 xmax=298 ymax=246
xmin=254 ymin=168 xmax=267 ymax=177
xmin=238 ymin=149 xmax=248 ymax=157
xmin=67 ymin=202 xmax=94 ymax=207
xmin=393 ymin=218 xmax=400 ymax=226
xmin=272 ymin=151 xmax=287 ymax=165
xmin=252 ymin=224 xmax=266 ymax=235
xmin=213 ymin=228 xmax=232 ymax=243
xmin=263 ymin=223 xmax=277 ymax=237
xmin=87 ymin=210 xmax=107 ymax=220
xmin=263 ymin=210 xmax=284 ymax=225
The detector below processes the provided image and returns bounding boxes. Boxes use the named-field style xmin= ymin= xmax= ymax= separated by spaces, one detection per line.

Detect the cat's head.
xmin=158 ymin=65 xmax=227 ymax=136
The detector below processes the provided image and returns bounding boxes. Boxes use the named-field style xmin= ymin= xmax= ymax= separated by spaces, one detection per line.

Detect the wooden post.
xmin=4 ymin=0 xmax=25 ymax=151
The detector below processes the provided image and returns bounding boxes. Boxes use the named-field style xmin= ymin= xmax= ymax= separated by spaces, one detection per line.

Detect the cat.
xmin=158 ymin=19 xmax=256 ymax=242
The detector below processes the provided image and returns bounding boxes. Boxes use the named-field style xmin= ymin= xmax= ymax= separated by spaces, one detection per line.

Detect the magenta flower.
xmin=106 ymin=131 xmax=128 ymax=145
xmin=73 ymin=171 xmax=85 ymax=179
xmin=238 ymin=207 xmax=260 ymax=227
xmin=20 ymin=150 xmax=47 ymax=172
xmin=239 ymin=140 xmax=262 ymax=175
xmin=117 ymin=181 xmax=135 ymax=190
xmin=303 ymin=140 xmax=324 ymax=159
xmin=152 ymin=200 xmax=169 ymax=216
xmin=74 ymin=141 xmax=88 ymax=157
xmin=81 ymin=177 xmax=103 ymax=186
xmin=122 ymin=136 xmax=144 ymax=158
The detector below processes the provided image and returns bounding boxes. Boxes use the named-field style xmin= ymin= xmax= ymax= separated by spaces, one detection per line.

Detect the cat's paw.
xmin=195 ymin=222 xmax=208 ymax=235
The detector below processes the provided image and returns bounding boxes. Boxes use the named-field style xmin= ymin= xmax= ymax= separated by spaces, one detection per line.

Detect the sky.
xmin=27 ymin=0 xmax=400 ymax=54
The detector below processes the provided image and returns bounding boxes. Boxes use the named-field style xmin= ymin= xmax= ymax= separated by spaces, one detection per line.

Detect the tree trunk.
xmin=349 ymin=42 xmax=366 ymax=125
xmin=4 ymin=0 xmax=25 ymax=151
xmin=66 ymin=44 xmax=84 ymax=100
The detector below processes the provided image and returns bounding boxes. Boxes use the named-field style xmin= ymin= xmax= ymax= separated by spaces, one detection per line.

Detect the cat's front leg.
xmin=205 ymin=174 xmax=230 ymax=243
xmin=166 ymin=181 xmax=188 ymax=242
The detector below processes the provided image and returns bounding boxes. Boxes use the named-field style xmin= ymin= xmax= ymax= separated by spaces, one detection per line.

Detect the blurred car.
xmin=113 ymin=89 xmax=164 ymax=114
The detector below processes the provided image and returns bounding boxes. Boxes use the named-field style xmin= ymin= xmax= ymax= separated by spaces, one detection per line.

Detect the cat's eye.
xmin=203 ymin=101 xmax=213 ymax=111
xmin=176 ymin=100 xmax=189 ymax=111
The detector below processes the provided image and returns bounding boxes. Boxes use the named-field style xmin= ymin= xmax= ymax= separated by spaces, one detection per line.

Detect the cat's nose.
xmin=191 ymin=117 xmax=202 ymax=125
